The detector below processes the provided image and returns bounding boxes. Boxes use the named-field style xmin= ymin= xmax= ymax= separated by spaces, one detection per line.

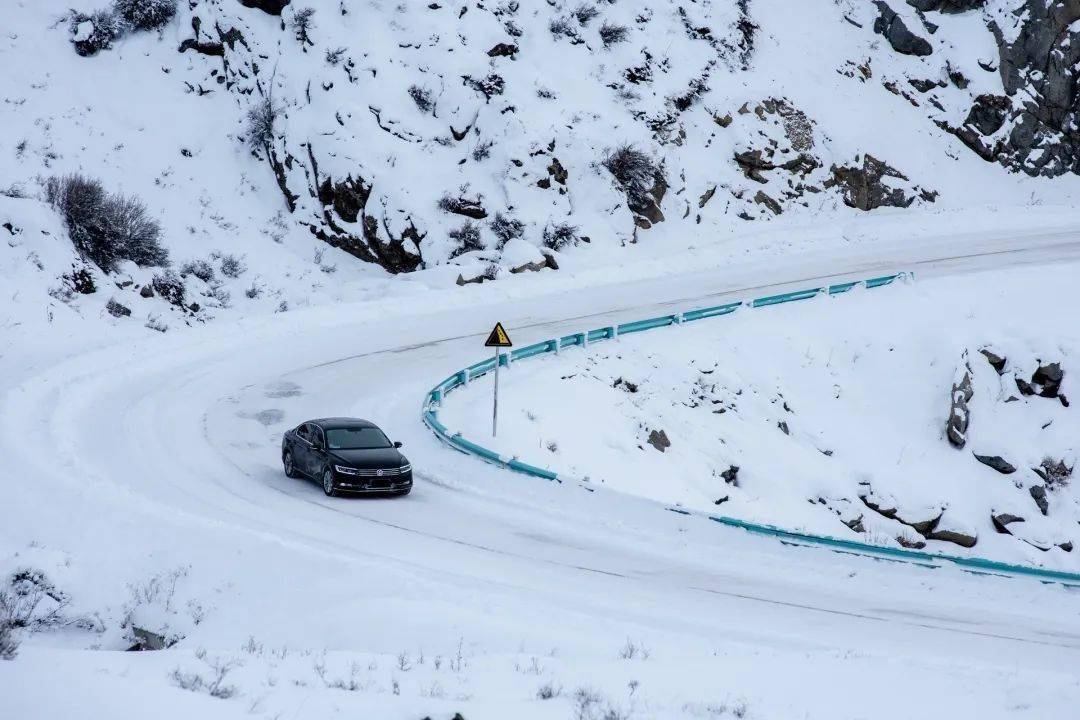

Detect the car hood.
xmin=329 ymin=447 xmax=405 ymax=469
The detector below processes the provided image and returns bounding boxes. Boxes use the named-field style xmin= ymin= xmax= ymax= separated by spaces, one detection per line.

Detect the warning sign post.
xmin=484 ymin=323 xmax=512 ymax=437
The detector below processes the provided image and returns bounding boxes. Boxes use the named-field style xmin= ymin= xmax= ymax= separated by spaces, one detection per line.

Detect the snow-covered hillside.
xmin=5 ymin=0 xmax=1080 ymax=334
xmin=7 ymin=1 xmax=1080 ymax=717
xmin=441 ymin=264 xmax=1080 ymax=567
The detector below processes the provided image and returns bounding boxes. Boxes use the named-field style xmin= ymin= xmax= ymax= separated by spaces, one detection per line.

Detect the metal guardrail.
xmin=421 ymin=272 xmax=1080 ymax=586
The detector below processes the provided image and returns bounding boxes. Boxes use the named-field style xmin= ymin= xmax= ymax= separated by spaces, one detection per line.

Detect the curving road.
xmin=6 ymin=228 xmax=1080 ymax=716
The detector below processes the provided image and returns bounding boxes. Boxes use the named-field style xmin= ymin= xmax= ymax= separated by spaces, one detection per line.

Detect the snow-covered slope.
xmin=5 ymin=0 xmax=1080 ymax=317
xmin=441 ymin=263 xmax=1080 ymax=566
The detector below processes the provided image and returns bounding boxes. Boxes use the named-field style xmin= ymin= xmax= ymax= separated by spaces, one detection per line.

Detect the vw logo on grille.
xmin=376 ymin=469 xmax=383 ymax=476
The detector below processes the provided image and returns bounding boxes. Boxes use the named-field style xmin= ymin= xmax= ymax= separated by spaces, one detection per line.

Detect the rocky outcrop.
xmin=984 ymin=0 xmax=1080 ymax=176
xmin=974 ymin=454 xmax=1016 ymax=474
xmin=827 ymin=155 xmax=936 ymax=211
xmin=873 ymin=2 xmax=933 ymax=57
xmin=1032 ymin=362 xmax=1064 ymax=398
xmin=238 ymin=0 xmax=290 ymax=15
xmin=647 ymin=429 xmax=671 ymax=452
xmin=946 ymin=357 xmax=974 ymax=448
xmin=991 ymin=512 xmax=1025 ymax=533
xmin=907 ymin=0 xmax=984 ymax=12
xmin=1030 ymin=484 xmax=1049 ymax=515
xmin=979 ymin=347 xmax=1006 ymax=375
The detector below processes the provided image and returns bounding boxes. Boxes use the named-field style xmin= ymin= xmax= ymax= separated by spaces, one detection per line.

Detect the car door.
xmin=292 ymin=423 xmax=312 ymax=476
xmin=307 ymin=425 xmax=328 ymax=476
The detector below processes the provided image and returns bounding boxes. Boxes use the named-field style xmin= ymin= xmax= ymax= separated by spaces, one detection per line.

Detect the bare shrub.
xmin=0 ymin=617 xmax=17 ymax=660
xmin=151 ymin=270 xmax=186 ymax=306
xmin=245 ymin=96 xmax=280 ymax=151
xmin=574 ymin=4 xmax=599 ymax=25
xmin=463 ymin=73 xmax=505 ymax=100
xmin=113 ymin=0 xmax=177 ymax=31
xmin=46 ymin=174 xmax=169 ymax=272
xmin=489 ymin=211 xmax=524 ymax=248
xmin=472 ymin=140 xmax=494 ymax=162
xmin=213 ymin=252 xmax=247 ymax=278
xmin=602 ymin=144 xmax=663 ymax=212
xmin=542 ymin=222 xmax=579 ymax=251
xmin=291 ymin=7 xmax=316 ymax=47
xmin=171 ymin=655 xmax=238 ymax=699
xmin=70 ymin=9 xmax=121 ymax=56
xmin=549 ymin=16 xmax=578 ymax=40
xmin=408 ymin=85 xmax=434 ymax=113
xmin=599 ymin=22 xmax=630 ymax=48
xmin=179 ymin=259 xmax=215 ymax=283
xmin=618 ymin=637 xmax=649 ymax=660
xmin=325 ymin=46 xmax=346 ymax=65
xmin=537 ymin=681 xmax=561 ymax=700
xmin=448 ymin=221 xmax=484 ymax=258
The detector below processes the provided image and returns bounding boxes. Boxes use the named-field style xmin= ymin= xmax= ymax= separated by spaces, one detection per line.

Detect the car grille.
xmin=351 ymin=467 xmax=407 ymax=477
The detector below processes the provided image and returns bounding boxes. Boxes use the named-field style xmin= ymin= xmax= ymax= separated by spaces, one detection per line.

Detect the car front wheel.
xmin=322 ymin=468 xmax=337 ymax=497
xmin=283 ymin=451 xmax=299 ymax=478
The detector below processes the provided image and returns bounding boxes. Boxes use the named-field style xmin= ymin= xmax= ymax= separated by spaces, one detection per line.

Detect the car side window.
xmin=296 ymin=424 xmax=310 ymax=442
xmin=311 ymin=426 xmax=325 ymax=448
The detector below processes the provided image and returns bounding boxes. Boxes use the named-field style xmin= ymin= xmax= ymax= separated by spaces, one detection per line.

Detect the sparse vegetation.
xmin=472 ymin=140 xmax=494 ymax=162
xmin=489 ymin=212 xmax=525 ymax=248
xmin=408 ymin=85 xmax=434 ymax=113
xmin=245 ymin=96 xmax=281 ymax=151
xmin=573 ymin=4 xmax=599 ymax=25
xmin=542 ymin=222 xmax=579 ymax=251
xmin=537 ymin=681 xmax=561 ymax=699
xmin=179 ymin=259 xmax=215 ymax=283
xmin=448 ymin=221 xmax=484 ymax=258
xmin=602 ymin=144 xmax=663 ymax=210
xmin=549 ymin=16 xmax=578 ymax=40
xmin=46 ymin=174 xmax=169 ymax=273
xmin=113 ymin=0 xmax=177 ymax=31
xmin=599 ymin=22 xmax=630 ymax=48
xmin=325 ymin=46 xmax=346 ymax=65
xmin=291 ymin=7 xmax=316 ymax=47
xmin=151 ymin=270 xmax=186 ymax=306
xmin=69 ymin=9 xmax=121 ymax=57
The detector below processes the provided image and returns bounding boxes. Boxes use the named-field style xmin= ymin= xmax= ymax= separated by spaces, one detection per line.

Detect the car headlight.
xmin=400 ymin=463 xmax=412 ymax=473
xmin=334 ymin=465 xmax=360 ymax=475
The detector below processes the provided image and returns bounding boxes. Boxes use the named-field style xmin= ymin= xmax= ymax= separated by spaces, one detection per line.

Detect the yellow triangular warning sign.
xmin=485 ymin=322 xmax=513 ymax=347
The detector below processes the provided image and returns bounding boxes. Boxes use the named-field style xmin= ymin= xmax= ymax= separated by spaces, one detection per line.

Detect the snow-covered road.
xmin=6 ymin=228 xmax=1080 ymax=718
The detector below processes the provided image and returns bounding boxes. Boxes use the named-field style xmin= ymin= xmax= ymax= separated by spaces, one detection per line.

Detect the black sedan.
xmin=282 ymin=418 xmax=412 ymax=497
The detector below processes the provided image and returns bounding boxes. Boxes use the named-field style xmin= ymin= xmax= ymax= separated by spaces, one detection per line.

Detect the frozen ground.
xmin=5 ymin=228 xmax=1080 ymax=718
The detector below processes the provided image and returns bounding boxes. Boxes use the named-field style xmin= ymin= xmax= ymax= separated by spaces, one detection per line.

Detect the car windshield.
xmin=325 ymin=427 xmax=391 ymax=450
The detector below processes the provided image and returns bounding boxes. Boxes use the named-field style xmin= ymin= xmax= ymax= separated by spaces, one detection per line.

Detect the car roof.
xmin=309 ymin=417 xmax=378 ymax=430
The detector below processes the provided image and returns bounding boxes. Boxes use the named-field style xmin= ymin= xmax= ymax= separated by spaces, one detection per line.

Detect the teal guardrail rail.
xmin=420 ymin=272 xmax=1080 ymax=586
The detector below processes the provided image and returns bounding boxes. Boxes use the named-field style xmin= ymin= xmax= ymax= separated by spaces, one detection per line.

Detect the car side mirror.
xmin=393 ymin=441 xmax=403 ymax=448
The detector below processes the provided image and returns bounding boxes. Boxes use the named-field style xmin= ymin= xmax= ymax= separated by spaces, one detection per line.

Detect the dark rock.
xmin=986 ymin=0 xmax=1080 ymax=177
xmin=714 ymin=495 xmax=730 ymax=505
xmin=1015 ymin=376 xmax=1036 ymax=396
xmin=906 ymin=513 xmax=942 ymax=535
xmin=946 ymin=363 xmax=974 ymax=449
xmin=1059 ymin=541 xmax=1074 ymax=552
xmin=896 ymin=536 xmax=927 ymax=549
xmin=966 ymin=95 xmax=1011 ymax=137
xmin=978 ymin=347 xmax=1006 ymax=374
xmin=873 ymin=2 xmax=933 ymax=57
xmin=926 ymin=528 xmax=977 ymax=547
xmin=907 ymin=0 xmax=985 ymax=12
xmin=613 ymin=377 xmax=639 ymax=393
xmin=105 ymin=299 xmax=131 ymax=318
xmin=991 ymin=512 xmax=1025 ymax=534
xmin=974 ymin=454 xmax=1016 ymax=474
xmin=909 ymin=78 xmax=943 ymax=93
xmin=238 ymin=0 xmax=290 ymax=15
xmin=721 ymin=465 xmax=740 ymax=486
xmin=647 ymin=429 xmax=671 ymax=452
xmin=1030 ymin=484 xmax=1049 ymax=515
xmin=844 ymin=516 xmax=867 ymax=533
xmin=734 ymin=149 xmax=775 ymax=183
xmin=753 ymin=190 xmax=782 ymax=215
xmin=777 ymin=420 xmax=790 ymax=435
xmin=1061 ymin=394 xmax=1070 ymax=407
xmin=1032 ymin=362 xmax=1063 ymax=397
xmin=129 ymin=626 xmax=172 ymax=651
xmin=179 ymin=38 xmax=225 ymax=56
xmin=139 ymin=285 xmax=154 ymax=298
xmin=828 ymin=155 xmax=932 ymax=211
xmin=487 ymin=43 xmax=518 ymax=58
xmin=508 ymin=255 xmax=553 ymax=274
xmin=860 ymin=494 xmax=898 ymax=519
xmin=546 ymin=158 xmax=568 ymax=185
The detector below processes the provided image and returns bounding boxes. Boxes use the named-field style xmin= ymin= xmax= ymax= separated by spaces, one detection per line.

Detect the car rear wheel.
xmin=283 ymin=451 xmax=299 ymax=478
xmin=322 ymin=468 xmax=337 ymax=497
